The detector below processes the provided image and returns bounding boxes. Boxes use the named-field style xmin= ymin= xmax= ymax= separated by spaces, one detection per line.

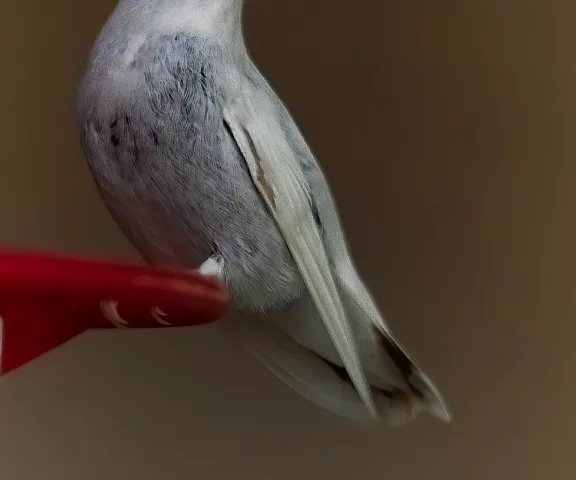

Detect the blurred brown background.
xmin=0 ymin=1 xmax=575 ymax=478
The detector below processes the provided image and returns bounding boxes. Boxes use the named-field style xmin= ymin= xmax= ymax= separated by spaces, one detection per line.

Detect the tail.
xmin=335 ymin=259 xmax=451 ymax=423
xmin=227 ymin=313 xmax=378 ymax=425
xmin=228 ymin=295 xmax=450 ymax=425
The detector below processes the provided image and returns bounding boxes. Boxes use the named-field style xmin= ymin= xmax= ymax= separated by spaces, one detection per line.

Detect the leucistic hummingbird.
xmin=77 ymin=0 xmax=450 ymax=425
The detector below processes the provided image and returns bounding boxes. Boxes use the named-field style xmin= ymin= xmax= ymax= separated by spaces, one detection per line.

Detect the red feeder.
xmin=0 ymin=251 xmax=229 ymax=375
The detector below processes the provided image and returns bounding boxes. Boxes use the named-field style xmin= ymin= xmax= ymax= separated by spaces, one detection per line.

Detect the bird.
xmin=77 ymin=0 xmax=450 ymax=426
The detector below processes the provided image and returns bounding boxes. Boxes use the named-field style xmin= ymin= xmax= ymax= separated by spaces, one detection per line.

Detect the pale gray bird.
xmin=77 ymin=0 xmax=450 ymax=425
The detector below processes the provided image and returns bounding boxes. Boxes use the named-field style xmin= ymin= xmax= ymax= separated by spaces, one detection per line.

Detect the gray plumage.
xmin=77 ymin=0 xmax=450 ymax=425
xmin=78 ymin=25 xmax=301 ymax=312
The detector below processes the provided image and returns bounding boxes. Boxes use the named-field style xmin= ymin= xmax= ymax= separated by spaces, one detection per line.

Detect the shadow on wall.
xmin=0 ymin=1 xmax=575 ymax=479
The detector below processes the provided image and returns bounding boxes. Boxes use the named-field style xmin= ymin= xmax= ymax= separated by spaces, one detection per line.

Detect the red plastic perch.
xmin=0 ymin=251 xmax=229 ymax=375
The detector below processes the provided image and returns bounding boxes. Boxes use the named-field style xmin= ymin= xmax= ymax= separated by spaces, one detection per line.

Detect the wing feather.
xmin=223 ymin=100 xmax=377 ymax=418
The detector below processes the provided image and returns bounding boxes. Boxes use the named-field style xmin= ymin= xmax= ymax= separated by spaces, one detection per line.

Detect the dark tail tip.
xmin=373 ymin=326 xmax=451 ymax=421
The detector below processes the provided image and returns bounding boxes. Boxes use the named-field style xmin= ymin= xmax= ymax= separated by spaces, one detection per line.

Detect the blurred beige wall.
xmin=1 ymin=1 xmax=575 ymax=479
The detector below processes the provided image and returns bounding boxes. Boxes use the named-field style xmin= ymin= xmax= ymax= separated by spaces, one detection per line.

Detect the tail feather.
xmin=229 ymin=314 xmax=378 ymax=424
xmin=335 ymin=259 xmax=451 ymax=422
xmin=229 ymin=313 xmax=443 ymax=426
